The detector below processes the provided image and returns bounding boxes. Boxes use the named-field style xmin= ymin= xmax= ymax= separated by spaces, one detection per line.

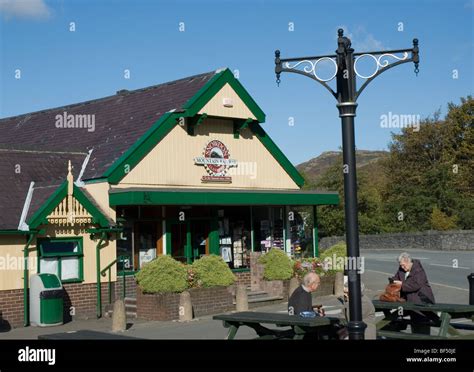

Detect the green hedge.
xmin=191 ymin=255 xmax=236 ymax=287
xmin=258 ymin=248 xmax=294 ymax=280
xmin=136 ymin=255 xmax=188 ymax=293
xmin=320 ymin=242 xmax=347 ymax=272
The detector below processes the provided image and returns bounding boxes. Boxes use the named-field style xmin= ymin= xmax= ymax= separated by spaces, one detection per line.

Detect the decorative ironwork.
xmin=353 ymin=52 xmax=409 ymax=79
xmin=283 ymin=57 xmax=338 ymax=82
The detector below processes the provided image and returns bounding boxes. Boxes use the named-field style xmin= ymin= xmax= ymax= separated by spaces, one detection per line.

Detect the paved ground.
xmin=1 ymin=249 xmax=472 ymax=339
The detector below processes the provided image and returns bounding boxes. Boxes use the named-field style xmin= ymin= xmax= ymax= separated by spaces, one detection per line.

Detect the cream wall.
xmin=117 ymin=118 xmax=299 ymax=190
xmin=83 ymin=182 xmax=116 ymax=221
xmin=42 ymin=225 xmax=116 ymax=284
xmin=0 ymin=235 xmax=36 ymax=291
xmin=0 ymin=225 xmax=116 ymax=291
xmin=198 ymin=83 xmax=257 ymax=120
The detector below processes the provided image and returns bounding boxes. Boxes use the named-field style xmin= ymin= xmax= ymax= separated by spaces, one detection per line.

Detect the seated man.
xmin=392 ymin=252 xmax=436 ymax=334
xmin=288 ymin=272 xmax=324 ymax=316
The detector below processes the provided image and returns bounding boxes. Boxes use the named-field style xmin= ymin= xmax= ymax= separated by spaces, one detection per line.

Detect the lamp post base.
xmin=347 ymin=320 xmax=367 ymax=340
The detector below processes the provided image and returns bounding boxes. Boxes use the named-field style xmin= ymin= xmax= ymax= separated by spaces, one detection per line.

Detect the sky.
xmin=0 ymin=0 xmax=472 ymax=165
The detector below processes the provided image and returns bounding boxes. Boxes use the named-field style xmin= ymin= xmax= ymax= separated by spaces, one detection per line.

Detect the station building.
xmin=0 ymin=68 xmax=338 ymax=327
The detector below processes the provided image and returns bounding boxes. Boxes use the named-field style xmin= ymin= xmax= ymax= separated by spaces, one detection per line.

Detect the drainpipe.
xmin=96 ymin=232 xmax=107 ymax=318
xmin=23 ymin=232 xmax=37 ymax=327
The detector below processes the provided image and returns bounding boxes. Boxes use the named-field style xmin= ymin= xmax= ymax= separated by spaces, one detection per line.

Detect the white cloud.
xmin=337 ymin=25 xmax=386 ymax=52
xmin=0 ymin=0 xmax=52 ymax=20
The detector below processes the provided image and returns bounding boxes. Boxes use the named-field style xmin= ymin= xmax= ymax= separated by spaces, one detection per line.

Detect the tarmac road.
xmin=360 ymin=249 xmax=474 ymax=304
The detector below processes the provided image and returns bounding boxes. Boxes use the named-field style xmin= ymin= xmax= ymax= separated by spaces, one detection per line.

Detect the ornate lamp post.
xmin=275 ymin=29 xmax=419 ymax=340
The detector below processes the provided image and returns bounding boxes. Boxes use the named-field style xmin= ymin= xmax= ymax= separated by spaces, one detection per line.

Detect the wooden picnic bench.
xmin=213 ymin=311 xmax=341 ymax=340
xmin=373 ymin=300 xmax=474 ymax=339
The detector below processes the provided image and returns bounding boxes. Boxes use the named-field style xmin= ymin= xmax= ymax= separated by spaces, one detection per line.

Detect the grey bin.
xmin=30 ymin=273 xmax=64 ymax=327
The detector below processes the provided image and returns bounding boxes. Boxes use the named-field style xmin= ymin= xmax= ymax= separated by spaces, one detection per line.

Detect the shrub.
xmin=430 ymin=207 xmax=458 ymax=230
xmin=191 ymin=255 xmax=236 ymax=288
xmin=258 ymin=248 xmax=294 ymax=280
xmin=320 ymin=242 xmax=347 ymax=273
xmin=136 ymin=255 xmax=188 ymax=293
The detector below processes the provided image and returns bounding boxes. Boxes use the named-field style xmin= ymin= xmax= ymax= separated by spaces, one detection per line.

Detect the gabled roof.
xmin=0 ymin=70 xmax=217 ymax=180
xmin=0 ymin=149 xmax=87 ymax=230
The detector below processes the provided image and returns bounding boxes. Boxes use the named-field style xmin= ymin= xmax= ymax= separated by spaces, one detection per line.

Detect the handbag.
xmin=379 ymin=282 xmax=405 ymax=302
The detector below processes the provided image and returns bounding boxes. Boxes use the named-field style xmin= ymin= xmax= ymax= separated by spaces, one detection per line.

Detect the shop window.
xmin=218 ymin=207 xmax=250 ymax=269
xmin=38 ymin=238 xmax=83 ymax=283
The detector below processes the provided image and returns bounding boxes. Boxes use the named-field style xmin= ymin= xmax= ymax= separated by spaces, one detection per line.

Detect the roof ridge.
xmin=0 ymin=69 xmax=219 ymax=122
xmin=0 ymin=148 xmax=88 ymax=155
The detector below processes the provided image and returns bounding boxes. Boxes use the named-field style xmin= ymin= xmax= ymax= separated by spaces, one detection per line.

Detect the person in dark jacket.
xmin=392 ymin=252 xmax=436 ymax=334
xmin=288 ymin=273 xmax=324 ymax=316
xmin=392 ymin=252 xmax=435 ymax=304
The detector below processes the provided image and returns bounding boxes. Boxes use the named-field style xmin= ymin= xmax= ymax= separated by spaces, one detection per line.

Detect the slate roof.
xmin=0 ymin=149 xmax=87 ymax=229
xmin=0 ymin=70 xmax=216 ymax=180
xmin=0 ymin=69 xmax=217 ymax=230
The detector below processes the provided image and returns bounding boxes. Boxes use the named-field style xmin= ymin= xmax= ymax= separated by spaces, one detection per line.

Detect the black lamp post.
xmin=275 ymin=29 xmax=419 ymax=340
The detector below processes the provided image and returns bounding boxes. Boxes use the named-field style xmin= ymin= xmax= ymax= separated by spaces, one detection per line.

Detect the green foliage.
xmin=430 ymin=207 xmax=458 ymax=230
xmin=303 ymin=97 xmax=473 ymax=235
xmin=320 ymin=242 xmax=347 ymax=273
xmin=258 ymin=248 xmax=294 ymax=280
xmin=191 ymin=255 xmax=236 ymax=288
xmin=136 ymin=255 xmax=188 ymax=293
xmin=382 ymin=97 xmax=473 ymax=231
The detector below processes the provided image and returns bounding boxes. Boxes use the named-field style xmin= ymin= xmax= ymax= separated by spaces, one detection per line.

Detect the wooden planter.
xmin=136 ymin=286 xmax=234 ymax=321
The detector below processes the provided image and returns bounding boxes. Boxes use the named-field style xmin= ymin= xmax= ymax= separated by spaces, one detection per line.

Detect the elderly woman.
xmin=392 ymin=252 xmax=435 ymax=334
xmin=392 ymin=252 xmax=435 ymax=304
xmin=339 ymin=277 xmax=376 ymax=340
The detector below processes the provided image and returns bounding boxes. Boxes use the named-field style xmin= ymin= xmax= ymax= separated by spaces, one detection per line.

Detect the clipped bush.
xmin=258 ymin=248 xmax=294 ymax=280
xmin=136 ymin=255 xmax=188 ymax=293
xmin=320 ymin=242 xmax=347 ymax=272
xmin=191 ymin=254 xmax=236 ymax=288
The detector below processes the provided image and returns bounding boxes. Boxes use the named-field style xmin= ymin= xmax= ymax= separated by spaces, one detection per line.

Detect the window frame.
xmin=37 ymin=237 xmax=84 ymax=283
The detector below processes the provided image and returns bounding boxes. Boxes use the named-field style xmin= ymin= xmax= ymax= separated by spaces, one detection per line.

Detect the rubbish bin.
xmin=30 ymin=273 xmax=64 ymax=327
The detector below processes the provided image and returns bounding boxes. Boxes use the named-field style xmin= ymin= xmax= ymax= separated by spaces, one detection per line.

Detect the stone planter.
xmin=136 ymin=286 xmax=234 ymax=321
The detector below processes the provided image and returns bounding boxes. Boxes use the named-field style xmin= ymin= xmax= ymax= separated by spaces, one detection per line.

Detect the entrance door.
xmin=170 ymin=222 xmax=188 ymax=263
xmin=190 ymin=219 xmax=210 ymax=261
xmin=134 ymin=221 xmax=157 ymax=269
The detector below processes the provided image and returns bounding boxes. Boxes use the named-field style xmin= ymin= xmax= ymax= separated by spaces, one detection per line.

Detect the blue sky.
xmin=0 ymin=0 xmax=472 ymax=165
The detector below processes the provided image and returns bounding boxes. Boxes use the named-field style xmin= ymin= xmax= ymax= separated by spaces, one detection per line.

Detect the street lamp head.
xmin=338 ymin=28 xmax=344 ymax=37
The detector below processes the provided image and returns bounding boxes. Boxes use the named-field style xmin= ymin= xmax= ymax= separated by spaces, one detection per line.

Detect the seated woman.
xmin=392 ymin=252 xmax=436 ymax=334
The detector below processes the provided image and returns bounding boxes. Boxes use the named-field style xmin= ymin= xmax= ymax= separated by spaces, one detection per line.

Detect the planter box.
xmin=136 ymin=286 xmax=234 ymax=321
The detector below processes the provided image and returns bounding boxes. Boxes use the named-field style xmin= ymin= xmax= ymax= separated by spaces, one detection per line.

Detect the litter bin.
xmin=30 ymin=273 xmax=64 ymax=327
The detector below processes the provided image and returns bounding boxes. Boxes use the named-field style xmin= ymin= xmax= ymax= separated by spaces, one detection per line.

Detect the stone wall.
xmin=136 ymin=286 xmax=234 ymax=321
xmin=320 ymin=230 xmax=474 ymax=251
xmin=234 ymin=270 xmax=251 ymax=288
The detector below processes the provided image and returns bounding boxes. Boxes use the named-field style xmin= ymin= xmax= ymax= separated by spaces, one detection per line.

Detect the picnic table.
xmin=213 ymin=311 xmax=341 ymax=340
xmin=373 ymin=300 xmax=474 ymax=339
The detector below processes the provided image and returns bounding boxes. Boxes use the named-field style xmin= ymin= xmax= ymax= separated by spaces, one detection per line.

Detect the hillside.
xmin=297 ymin=150 xmax=388 ymax=186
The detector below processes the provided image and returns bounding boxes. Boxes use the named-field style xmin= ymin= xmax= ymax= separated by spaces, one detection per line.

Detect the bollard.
xmin=468 ymin=273 xmax=474 ymax=305
xmin=235 ymin=284 xmax=248 ymax=311
xmin=288 ymin=277 xmax=299 ymax=300
xmin=335 ymin=271 xmax=344 ymax=297
xmin=179 ymin=290 xmax=193 ymax=321
xmin=111 ymin=299 xmax=126 ymax=332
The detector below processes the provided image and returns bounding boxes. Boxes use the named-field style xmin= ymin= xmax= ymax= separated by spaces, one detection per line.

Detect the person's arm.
xmin=400 ymin=271 xmax=426 ymax=293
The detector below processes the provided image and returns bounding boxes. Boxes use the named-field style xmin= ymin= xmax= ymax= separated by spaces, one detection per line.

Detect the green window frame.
xmin=37 ymin=237 xmax=84 ymax=283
